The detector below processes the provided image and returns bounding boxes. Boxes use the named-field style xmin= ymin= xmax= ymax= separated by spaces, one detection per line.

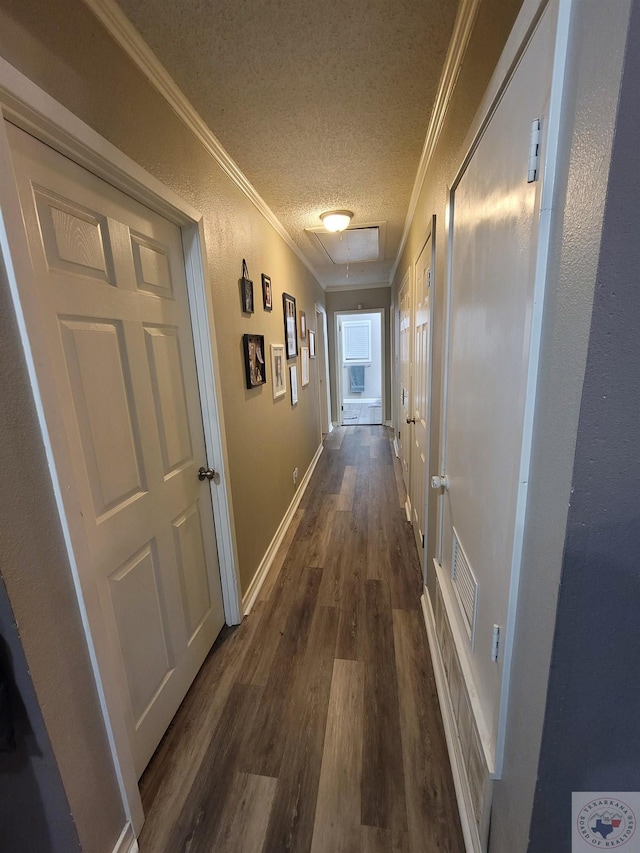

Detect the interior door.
xmin=398 ymin=271 xmax=412 ymax=495
xmin=438 ymin=5 xmax=554 ymax=757
xmin=316 ymin=308 xmax=330 ymax=437
xmin=8 ymin=122 xmax=225 ymax=777
xmin=409 ymin=235 xmax=432 ymax=569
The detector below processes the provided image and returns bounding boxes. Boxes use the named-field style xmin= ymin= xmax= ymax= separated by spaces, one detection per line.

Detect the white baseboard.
xmin=404 ymin=498 xmax=411 ymax=523
xmin=242 ymin=443 xmax=324 ymax=614
xmin=393 ymin=436 xmax=400 ymax=458
xmin=421 ymin=592 xmax=482 ymax=853
xmin=112 ymin=822 xmax=138 ymax=853
xmin=385 ymin=419 xmax=392 ymax=427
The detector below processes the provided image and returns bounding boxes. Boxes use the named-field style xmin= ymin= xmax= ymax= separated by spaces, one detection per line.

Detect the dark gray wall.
xmin=529 ymin=1 xmax=640 ymax=848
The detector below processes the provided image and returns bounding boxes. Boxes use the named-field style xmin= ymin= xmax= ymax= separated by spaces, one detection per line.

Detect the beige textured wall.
xmin=0 ymin=0 xmax=325 ymax=847
xmin=325 ymin=287 xmax=391 ymax=423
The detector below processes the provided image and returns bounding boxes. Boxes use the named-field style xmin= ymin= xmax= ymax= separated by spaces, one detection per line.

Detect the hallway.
xmin=138 ymin=426 xmax=464 ymax=852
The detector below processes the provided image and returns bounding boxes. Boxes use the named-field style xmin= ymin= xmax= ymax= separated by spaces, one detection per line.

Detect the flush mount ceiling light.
xmin=320 ymin=210 xmax=353 ymax=233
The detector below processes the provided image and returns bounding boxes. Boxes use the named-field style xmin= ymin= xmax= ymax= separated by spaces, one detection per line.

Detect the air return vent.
xmin=451 ymin=528 xmax=479 ymax=645
xmin=309 ymin=226 xmax=381 ymax=264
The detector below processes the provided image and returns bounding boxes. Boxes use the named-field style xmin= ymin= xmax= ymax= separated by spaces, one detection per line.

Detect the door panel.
xmin=398 ymin=272 xmax=411 ymax=494
xmin=439 ymin=8 xmax=554 ymax=756
xmin=8 ymin=122 xmax=225 ymax=777
xmin=409 ymin=236 xmax=432 ymax=569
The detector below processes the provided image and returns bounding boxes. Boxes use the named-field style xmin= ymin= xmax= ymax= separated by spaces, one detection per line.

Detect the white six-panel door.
xmin=438 ymin=3 xmax=555 ymax=765
xmin=8 ymin=122 xmax=225 ymax=778
xmin=409 ymin=234 xmax=432 ymax=571
xmin=398 ymin=270 xmax=412 ymax=496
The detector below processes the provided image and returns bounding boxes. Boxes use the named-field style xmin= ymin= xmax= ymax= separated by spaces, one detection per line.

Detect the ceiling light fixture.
xmin=320 ymin=209 xmax=353 ymax=233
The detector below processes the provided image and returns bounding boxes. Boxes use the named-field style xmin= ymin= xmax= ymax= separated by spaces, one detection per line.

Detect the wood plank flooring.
xmin=138 ymin=426 xmax=464 ymax=852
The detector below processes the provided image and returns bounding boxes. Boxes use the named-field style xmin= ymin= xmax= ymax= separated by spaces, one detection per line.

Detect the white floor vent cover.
xmin=452 ymin=528 xmax=479 ymax=645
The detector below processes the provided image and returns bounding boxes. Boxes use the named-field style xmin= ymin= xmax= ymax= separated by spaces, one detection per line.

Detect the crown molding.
xmin=389 ymin=0 xmax=482 ymax=286
xmin=82 ymin=0 xmax=321 ymax=284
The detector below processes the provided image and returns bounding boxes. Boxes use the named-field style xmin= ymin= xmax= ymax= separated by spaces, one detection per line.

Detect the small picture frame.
xmin=271 ymin=343 xmax=286 ymax=399
xmin=299 ymin=310 xmax=307 ymax=340
xmin=283 ymin=292 xmax=298 ymax=359
xmin=243 ymin=333 xmax=266 ymax=389
xmin=290 ymin=364 xmax=298 ymax=405
xmin=308 ymin=329 xmax=316 ymax=358
xmin=262 ymin=274 xmax=272 ymax=311
xmin=301 ymin=346 xmax=309 ymax=386
xmin=241 ymin=277 xmax=254 ymax=314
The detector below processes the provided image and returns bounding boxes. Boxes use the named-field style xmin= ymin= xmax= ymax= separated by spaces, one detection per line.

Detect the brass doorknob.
xmin=198 ymin=466 xmax=217 ymax=481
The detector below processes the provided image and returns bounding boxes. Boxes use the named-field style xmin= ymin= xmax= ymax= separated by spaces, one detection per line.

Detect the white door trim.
xmin=0 ymin=57 xmax=242 ymax=831
xmin=335 ymin=308 xmax=386 ymax=427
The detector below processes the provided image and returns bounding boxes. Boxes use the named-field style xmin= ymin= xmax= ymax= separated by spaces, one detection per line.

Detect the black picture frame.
xmin=241 ymin=276 xmax=254 ymax=314
xmin=283 ymin=292 xmax=298 ymax=359
xmin=243 ymin=334 xmax=267 ymax=388
xmin=262 ymin=274 xmax=273 ymax=311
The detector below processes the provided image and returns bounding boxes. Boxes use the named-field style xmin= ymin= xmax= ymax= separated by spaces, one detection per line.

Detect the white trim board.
xmin=390 ymin=0 xmax=482 ymax=284
xmin=242 ymin=443 xmax=324 ymax=614
xmin=421 ymin=592 xmax=481 ymax=853
xmin=82 ymin=0 xmax=319 ymax=285
xmin=112 ymin=823 xmax=138 ymax=853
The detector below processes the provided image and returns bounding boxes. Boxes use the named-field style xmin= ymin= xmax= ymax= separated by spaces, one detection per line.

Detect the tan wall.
xmin=325 ymin=287 xmax=391 ymax=423
xmin=0 ymin=0 xmax=325 ymax=848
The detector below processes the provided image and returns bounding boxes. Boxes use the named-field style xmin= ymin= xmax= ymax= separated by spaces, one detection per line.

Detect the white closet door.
xmin=438 ymin=5 xmax=555 ymax=761
xmin=8 ymin=122 xmax=225 ymax=777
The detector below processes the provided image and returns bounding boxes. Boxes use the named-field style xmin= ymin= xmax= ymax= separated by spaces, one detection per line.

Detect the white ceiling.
xmin=113 ymin=0 xmax=460 ymax=288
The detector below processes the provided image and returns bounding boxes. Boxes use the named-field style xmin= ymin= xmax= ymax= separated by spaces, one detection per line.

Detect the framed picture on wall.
xmin=241 ymin=276 xmax=254 ymax=314
xmin=290 ymin=364 xmax=298 ymax=405
xmin=299 ymin=310 xmax=307 ymax=340
xmin=301 ymin=346 xmax=309 ymax=386
xmin=271 ymin=343 xmax=286 ymax=399
xmin=308 ymin=329 xmax=316 ymax=358
xmin=243 ymin=333 xmax=267 ymax=389
xmin=283 ymin=292 xmax=298 ymax=359
xmin=262 ymin=274 xmax=272 ymax=311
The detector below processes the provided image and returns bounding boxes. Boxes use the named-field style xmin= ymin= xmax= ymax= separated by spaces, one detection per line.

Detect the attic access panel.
xmin=311 ymin=226 xmax=381 ymax=264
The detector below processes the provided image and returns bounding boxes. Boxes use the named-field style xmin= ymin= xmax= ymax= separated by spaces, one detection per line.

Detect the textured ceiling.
xmin=114 ymin=0 xmax=460 ymax=288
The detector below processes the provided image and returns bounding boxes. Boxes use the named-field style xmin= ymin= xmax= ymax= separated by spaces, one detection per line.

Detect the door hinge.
xmin=491 ymin=624 xmax=501 ymax=662
xmin=421 ymin=533 xmax=425 ymax=549
xmin=528 ymin=118 xmax=541 ymax=182
xmin=427 ymin=268 xmax=432 ymax=287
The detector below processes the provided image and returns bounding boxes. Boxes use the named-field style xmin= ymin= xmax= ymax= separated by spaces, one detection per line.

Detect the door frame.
xmin=314 ymin=302 xmax=332 ymax=438
xmin=411 ymin=219 xmax=436 ymax=583
xmin=335 ymin=308 xmax=386 ymax=426
xmin=0 ymin=57 xmax=242 ymax=833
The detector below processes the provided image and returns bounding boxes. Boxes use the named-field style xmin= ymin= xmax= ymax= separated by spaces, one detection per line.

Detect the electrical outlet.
xmin=293 ymin=467 xmax=299 ymax=485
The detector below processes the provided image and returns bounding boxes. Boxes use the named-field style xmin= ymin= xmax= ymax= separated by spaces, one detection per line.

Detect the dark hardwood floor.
xmin=138 ymin=426 xmax=464 ymax=852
